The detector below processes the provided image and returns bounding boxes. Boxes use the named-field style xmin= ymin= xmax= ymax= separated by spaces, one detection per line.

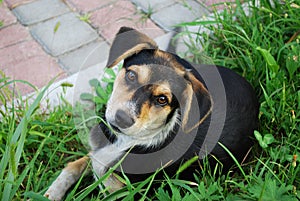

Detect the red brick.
xmin=90 ymin=0 xmax=164 ymax=41
xmin=0 ymin=2 xmax=17 ymax=26
xmin=4 ymin=0 xmax=34 ymax=9
xmin=90 ymin=0 xmax=136 ymax=28
xmin=0 ymin=40 xmax=65 ymax=94
xmin=99 ymin=15 xmax=165 ymax=43
xmin=66 ymin=0 xmax=115 ymax=13
xmin=0 ymin=23 xmax=31 ymax=49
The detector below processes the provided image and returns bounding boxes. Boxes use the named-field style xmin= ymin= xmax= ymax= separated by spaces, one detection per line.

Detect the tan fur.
xmin=154 ymin=50 xmax=186 ymax=76
xmin=106 ymin=68 xmax=136 ymax=117
xmin=65 ymin=156 xmax=89 ymax=174
xmin=186 ymin=71 xmax=209 ymax=94
xmin=127 ymin=65 xmax=151 ymax=84
xmin=138 ymin=102 xmax=151 ymax=123
xmin=106 ymin=64 xmax=174 ymax=138
xmin=181 ymin=84 xmax=194 ymax=132
xmin=133 ymin=100 xmax=172 ymax=138
xmin=181 ymin=72 xmax=213 ymax=133
xmin=151 ymin=81 xmax=172 ymax=103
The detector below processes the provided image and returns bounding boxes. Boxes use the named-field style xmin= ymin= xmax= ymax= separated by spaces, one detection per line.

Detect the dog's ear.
xmin=180 ymin=71 xmax=213 ymax=133
xmin=106 ymin=27 xmax=158 ymax=68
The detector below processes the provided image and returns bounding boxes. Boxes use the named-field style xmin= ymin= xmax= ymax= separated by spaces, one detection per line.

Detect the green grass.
xmin=177 ymin=0 xmax=300 ymax=199
xmin=0 ymin=75 xmax=86 ymax=200
xmin=0 ymin=0 xmax=299 ymax=200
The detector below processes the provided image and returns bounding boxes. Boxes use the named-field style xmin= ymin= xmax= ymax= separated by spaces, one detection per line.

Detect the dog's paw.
xmin=44 ymin=185 xmax=65 ymax=201
xmin=44 ymin=189 xmax=64 ymax=201
xmin=44 ymin=169 xmax=79 ymax=201
xmin=44 ymin=157 xmax=89 ymax=200
xmin=103 ymin=173 xmax=124 ymax=193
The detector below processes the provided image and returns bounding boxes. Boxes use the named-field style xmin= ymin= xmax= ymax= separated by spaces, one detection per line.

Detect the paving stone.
xmin=217 ymin=0 xmax=236 ymax=10
xmin=4 ymin=0 xmax=34 ymax=9
xmin=184 ymin=0 xmax=207 ymax=12
xmin=99 ymin=15 xmax=165 ymax=43
xmin=46 ymin=61 xmax=107 ymax=108
xmin=31 ymin=13 xmax=99 ymax=56
xmin=90 ymin=0 xmax=136 ymax=28
xmin=151 ymin=2 xmax=208 ymax=31
xmin=154 ymin=32 xmax=175 ymax=51
xmin=196 ymin=0 xmax=232 ymax=10
xmin=131 ymin=0 xmax=174 ymax=13
xmin=0 ymin=40 xmax=65 ymax=94
xmin=0 ymin=2 xmax=17 ymax=26
xmin=12 ymin=0 xmax=70 ymax=25
xmin=1 ymin=0 xmax=219 ymax=97
xmin=90 ymin=0 xmax=164 ymax=42
xmin=200 ymin=0 xmax=230 ymax=7
xmin=66 ymin=0 xmax=115 ymax=13
xmin=0 ymin=23 xmax=31 ymax=49
xmin=58 ymin=40 xmax=110 ymax=74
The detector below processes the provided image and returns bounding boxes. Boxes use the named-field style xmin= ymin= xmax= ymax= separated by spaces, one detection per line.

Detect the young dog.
xmin=44 ymin=27 xmax=259 ymax=200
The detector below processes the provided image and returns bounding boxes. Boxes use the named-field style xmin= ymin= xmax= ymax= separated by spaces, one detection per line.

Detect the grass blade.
xmin=217 ymin=142 xmax=249 ymax=184
xmin=0 ymin=78 xmax=57 ymax=201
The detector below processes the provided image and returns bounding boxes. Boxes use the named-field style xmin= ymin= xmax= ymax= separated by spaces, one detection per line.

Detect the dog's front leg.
xmin=90 ymin=142 xmax=131 ymax=192
xmin=44 ymin=156 xmax=89 ymax=201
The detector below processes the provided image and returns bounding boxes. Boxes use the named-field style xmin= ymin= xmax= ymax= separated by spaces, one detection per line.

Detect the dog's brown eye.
xmin=126 ymin=70 xmax=136 ymax=82
xmin=156 ymin=96 xmax=168 ymax=106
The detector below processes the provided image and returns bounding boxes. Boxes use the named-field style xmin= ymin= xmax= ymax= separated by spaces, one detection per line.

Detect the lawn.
xmin=0 ymin=0 xmax=299 ymax=200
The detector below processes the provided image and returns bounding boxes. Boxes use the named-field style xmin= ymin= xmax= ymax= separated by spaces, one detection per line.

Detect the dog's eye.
xmin=126 ymin=70 xmax=137 ymax=82
xmin=156 ymin=95 xmax=168 ymax=106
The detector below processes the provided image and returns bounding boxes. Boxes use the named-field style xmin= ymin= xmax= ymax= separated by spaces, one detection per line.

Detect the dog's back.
xmin=189 ymin=64 xmax=259 ymax=171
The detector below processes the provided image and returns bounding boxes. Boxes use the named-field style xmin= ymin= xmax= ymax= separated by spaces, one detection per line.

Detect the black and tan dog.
xmin=45 ymin=27 xmax=259 ymax=200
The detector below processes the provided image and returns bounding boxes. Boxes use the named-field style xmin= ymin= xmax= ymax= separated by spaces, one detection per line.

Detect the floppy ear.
xmin=106 ymin=27 xmax=158 ymax=68
xmin=180 ymin=72 xmax=213 ymax=133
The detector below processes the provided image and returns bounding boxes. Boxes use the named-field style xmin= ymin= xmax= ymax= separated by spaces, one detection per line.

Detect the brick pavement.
xmin=0 ymin=0 xmax=227 ymax=98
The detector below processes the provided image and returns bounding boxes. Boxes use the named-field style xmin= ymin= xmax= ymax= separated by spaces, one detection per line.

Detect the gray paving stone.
xmin=151 ymin=1 xmax=208 ymax=31
xmin=131 ymin=0 xmax=174 ymax=12
xmin=38 ymin=61 xmax=107 ymax=108
xmin=59 ymin=40 xmax=110 ymax=74
xmin=154 ymin=32 xmax=175 ymax=51
xmin=13 ymin=0 xmax=70 ymax=26
xmin=30 ymin=13 xmax=98 ymax=57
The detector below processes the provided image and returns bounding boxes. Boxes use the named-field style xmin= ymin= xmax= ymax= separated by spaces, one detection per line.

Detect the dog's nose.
xmin=115 ymin=109 xmax=134 ymax=129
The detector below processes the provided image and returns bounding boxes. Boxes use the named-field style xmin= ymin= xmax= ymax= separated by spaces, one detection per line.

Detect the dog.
xmin=44 ymin=27 xmax=259 ymax=200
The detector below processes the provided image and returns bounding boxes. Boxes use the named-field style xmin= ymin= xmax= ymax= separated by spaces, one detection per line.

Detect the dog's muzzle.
xmin=114 ymin=109 xmax=134 ymax=129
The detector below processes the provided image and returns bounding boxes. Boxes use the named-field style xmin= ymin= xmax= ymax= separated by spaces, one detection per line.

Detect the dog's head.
xmin=105 ymin=27 xmax=212 ymax=141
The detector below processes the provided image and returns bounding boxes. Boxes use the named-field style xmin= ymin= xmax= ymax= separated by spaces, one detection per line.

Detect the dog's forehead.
xmin=120 ymin=63 xmax=188 ymax=100
xmin=127 ymin=65 xmax=151 ymax=84
xmin=148 ymin=64 xmax=188 ymax=91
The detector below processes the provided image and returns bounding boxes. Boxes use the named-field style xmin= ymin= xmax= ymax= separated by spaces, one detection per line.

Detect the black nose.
xmin=115 ymin=109 xmax=134 ymax=129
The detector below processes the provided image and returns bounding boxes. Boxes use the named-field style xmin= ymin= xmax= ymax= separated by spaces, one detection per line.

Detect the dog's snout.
xmin=115 ymin=110 xmax=134 ymax=129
